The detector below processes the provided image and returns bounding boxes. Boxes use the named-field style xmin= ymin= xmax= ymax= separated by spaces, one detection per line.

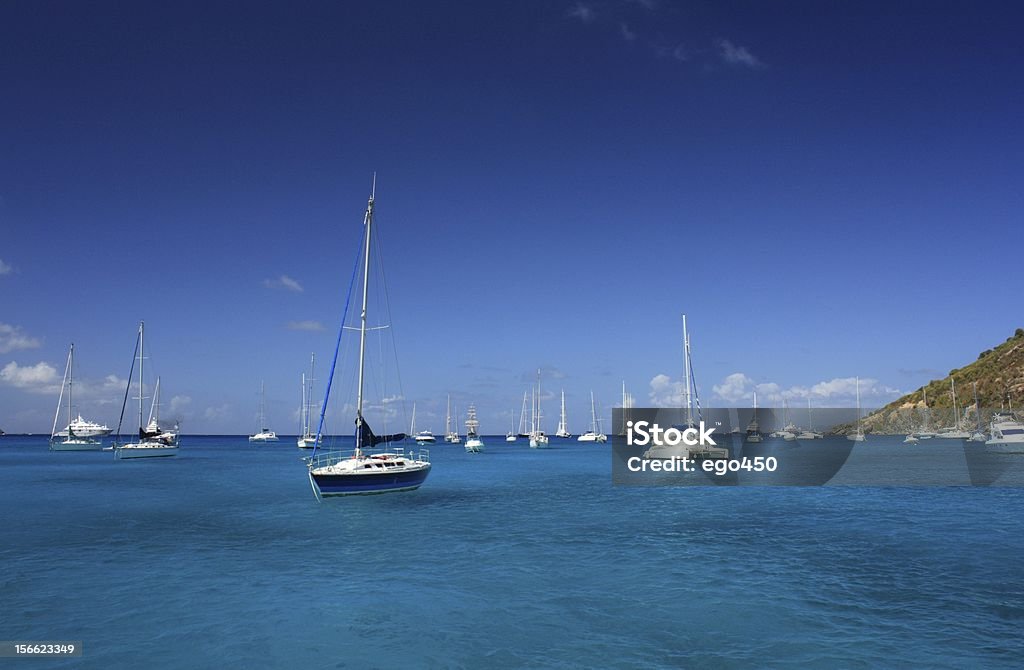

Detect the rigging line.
xmin=310 ymin=225 xmax=367 ymax=460
xmin=114 ymin=328 xmax=141 ymax=443
xmin=371 ymin=207 xmax=408 ymax=434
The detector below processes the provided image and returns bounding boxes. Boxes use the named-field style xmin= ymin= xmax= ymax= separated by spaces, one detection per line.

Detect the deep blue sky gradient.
xmin=2 ymin=1 xmax=1022 ymax=433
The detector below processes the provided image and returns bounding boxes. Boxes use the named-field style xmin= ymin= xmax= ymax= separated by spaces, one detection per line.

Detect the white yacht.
xmin=506 ymin=409 xmax=517 ymax=442
xmin=410 ymin=403 xmax=437 ymax=444
xmin=55 ymin=415 xmax=113 ymax=439
xmin=985 ymin=412 xmax=1024 ymax=451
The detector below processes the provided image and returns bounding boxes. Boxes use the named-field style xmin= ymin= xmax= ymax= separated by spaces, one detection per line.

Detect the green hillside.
xmin=859 ymin=328 xmax=1024 ymax=434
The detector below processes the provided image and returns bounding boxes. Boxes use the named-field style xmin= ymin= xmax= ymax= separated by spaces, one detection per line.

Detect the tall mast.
xmin=51 ymin=344 xmax=73 ymax=440
xmin=683 ymin=314 xmax=692 ymax=426
xmin=590 ymin=390 xmax=597 ymax=432
xmin=301 ymin=372 xmax=307 ymax=434
xmin=355 ymin=178 xmax=374 ymax=422
xmin=138 ymin=321 xmax=145 ymax=432
xmin=68 ymin=343 xmax=74 ymax=431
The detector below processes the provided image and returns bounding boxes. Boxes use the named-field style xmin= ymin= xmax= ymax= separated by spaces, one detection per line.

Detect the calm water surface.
xmin=2 ymin=435 xmax=1023 ymax=668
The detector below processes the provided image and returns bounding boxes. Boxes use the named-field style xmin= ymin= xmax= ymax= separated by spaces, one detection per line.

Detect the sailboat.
xmin=936 ymin=379 xmax=971 ymax=439
xmin=297 ymin=353 xmax=320 ymax=448
xmin=249 ymin=380 xmax=279 ymax=442
xmin=464 ymin=404 xmax=484 ymax=452
xmin=529 ymin=370 xmax=549 ymax=448
xmin=516 ymin=391 xmax=530 ymax=438
xmin=49 ymin=344 xmax=103 ymax=451
xmin=555 ymin=390 xmax=571 ymax=438
xmin=796 ymin=398 xmax=822 ymax=439
xmin=444 ymin=394 xmax=461 ymax=443
xmin=411 ymin=403 xmax=437 ymax=444
xmin=506 ymin=408 xmax=517 ymax=442
xmin=113 ymin=321 xmax=179 ymax=459
xmin=643 ymin=314 xmax=727 ymax=460
xmin=968 ymin=382 xmax=986 ymax=442
xmin=745 ymin=391 xmax=763 ymax=443
xmin=577 ymin=391 xmax=607 ymax=442
xmin=306 ymin=178 xmax=431 ymax=498
xmin=846 ymin=376 xmax=866 ymax=442
xmin=141 ymin=377 xmax=179 ymax=446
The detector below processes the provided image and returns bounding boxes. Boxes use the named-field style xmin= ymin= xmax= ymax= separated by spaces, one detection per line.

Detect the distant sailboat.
xmin=49 ymin=344 xmax=103 ymax=451
xmin=529 ymin=370 xmax=549 ymax=448
xmin=847 ymin=376 xmax=865 ymax=442
xmin=249 ymin=380 xmax=279 ymax=442
xmin=113 ymin=321 xmax=179 ymax=459
xmin=577 ymin=391 xmax=607 ymax=443
xmin=506 ymin=408 xmax=517 ymax=442
xmin=306 ymin=178 xmax=431 ymax=498
xmin=464 ymin=404 xmax=484 ymax=453
xmin=555 ymin=389 xmax=571 ymax=438
xmin=444 ymin=394 xmax=461 ymax=443
xmin=297 ymin=353 xmax=319 ymax=448
xmin=516 ymin=391 xmax=530 ymax=438
xmin=746 ymin=391 xmax=763 ymax=443
xmin=968 ymin=382 xmax=986 ymax=442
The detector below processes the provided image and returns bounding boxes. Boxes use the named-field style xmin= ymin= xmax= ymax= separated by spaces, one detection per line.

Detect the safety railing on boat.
xmin=304 ymin=445 xmax=430 ymax=468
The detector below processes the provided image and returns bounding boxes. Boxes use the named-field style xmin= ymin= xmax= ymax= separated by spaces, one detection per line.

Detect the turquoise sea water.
xmin=2 ymin=435 xmax=1023 ymax=668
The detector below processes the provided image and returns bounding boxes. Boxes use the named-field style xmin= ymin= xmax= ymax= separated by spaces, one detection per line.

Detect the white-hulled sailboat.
xmin=49 ymin=344 xmax=103 ymax=451
xmin=555 ymin=389 xmax=571 ymax=438
xmin=306 ymin=178 xmax=431 ymax=498
xmin=444 ymin=394 xmax=461 ymax=443
xmin=114 ymin=321 xmax=179 ymax=459
xmin=847 ymin=376 xmax=866 ymax=442
xmin=577 ymin=391 xmax=607 ymax=443
xmin=529 ymin=370 xmax=549 ymax=448
xmin=249 ymin=381 xmax=279 ymax=442
xmin=297 ymin=353 xmax=320 ymax=448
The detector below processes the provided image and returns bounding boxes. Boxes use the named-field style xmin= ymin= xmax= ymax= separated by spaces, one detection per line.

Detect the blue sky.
xmin=2 ymin=1 xmax=1022 ymax=434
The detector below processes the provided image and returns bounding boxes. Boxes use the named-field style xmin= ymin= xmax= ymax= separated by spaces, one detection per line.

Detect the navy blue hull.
xmin=312 ymin=464 xmax=431 ymax=496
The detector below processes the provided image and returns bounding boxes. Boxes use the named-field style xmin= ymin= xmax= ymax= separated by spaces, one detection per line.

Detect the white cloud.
xmin=712 ymin=372 xmax=901 ymax=406
xmin=0 ymin=323 xmax=41 ymax=353
xmin=204 ymin=404 xmax=231 ymax=421
xmin=1 ymin=361 xmax=60 ymax=393
xmin=718 ymin=39 xmax=763 ymax=68
xmin=649 ymin=373 xmax=687 ymax=407
xmin=169 ymin=395 xmax=191 ymax=413
xmin=263 ymin=275 xmax=303 ymax=292
xmin=712 ymin=372 xmax=755 ymax=403
xmin=0 ymin=259 xmax=13 ymax=275
xmin=287 ymin=320 xmax=325 ymax=331
xmin=620 ymin=23 xmax=636 ymax=42
xmin=568 ymin=3 xmax=595 ymax=23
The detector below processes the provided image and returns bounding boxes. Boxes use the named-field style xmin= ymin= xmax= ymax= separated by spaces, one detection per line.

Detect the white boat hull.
xmin=49 ymin=439 xmax=104 ymax=451
xmin=115 ymin=443 xmax=179 ymax=459
xmin=297 ymin=436 xmax=318 ymax=448
xmin=465 ymin=438 xmax=484 ymax=453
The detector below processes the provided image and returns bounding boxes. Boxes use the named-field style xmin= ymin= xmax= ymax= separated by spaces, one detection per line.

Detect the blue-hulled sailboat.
xmin=306 ymin=178 xmax=431 ymax=498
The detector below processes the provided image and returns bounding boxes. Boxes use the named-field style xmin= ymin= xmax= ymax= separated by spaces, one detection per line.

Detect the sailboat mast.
xmin=138 ymin=321 xmax=145 ymax=432
xmin=683 ymin=314 xmax=692 ymax=426
xmin=51 ymin=345 xmax=73 ymax=440
xmin=590 ymin=390 xmax=597 ymax=432
xmin=355 ymin=179 xmax=374 ymax=421
xmin=301 ymin=372 xmax=307 ymax=433
xmin=68 ymin=343 xmax=74 ymax=431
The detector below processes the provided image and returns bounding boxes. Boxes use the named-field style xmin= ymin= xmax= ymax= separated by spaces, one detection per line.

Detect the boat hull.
xmin=115 ymin=444 xmax=179 ymax=459
xmin=49 ymin=440 xmax=104 ymax=451
xmin=310 ymin=464 xmax=431 ymax=496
